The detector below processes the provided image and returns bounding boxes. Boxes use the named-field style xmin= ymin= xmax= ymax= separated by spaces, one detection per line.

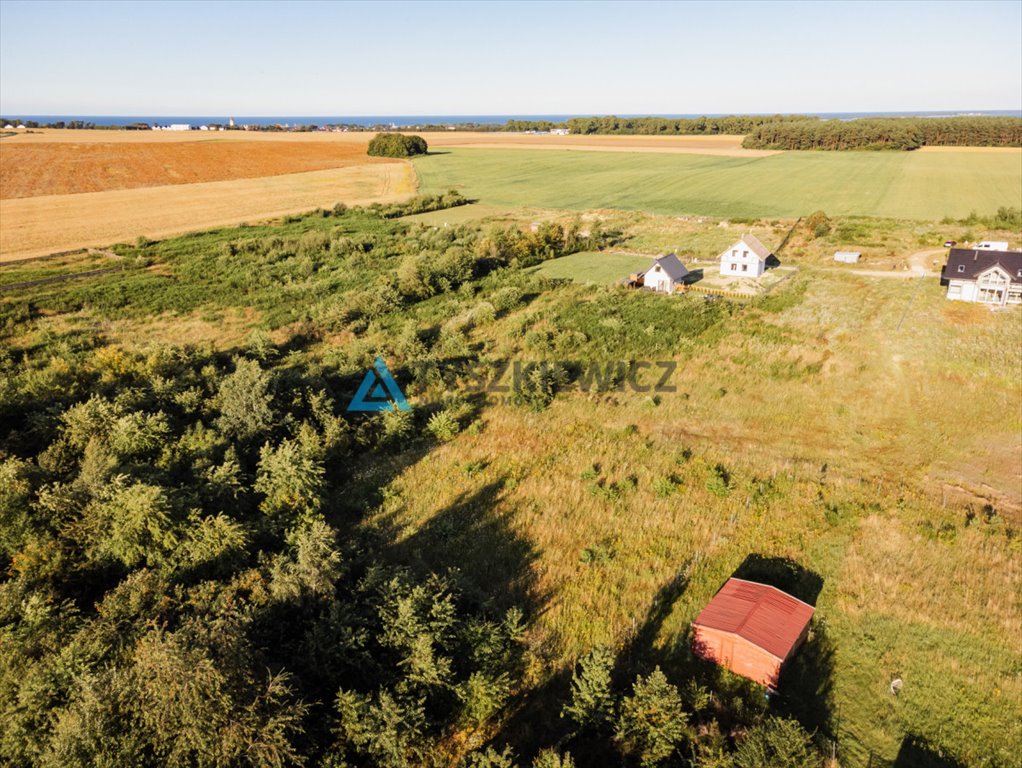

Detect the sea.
xmin=4 ymin=110 xmax=1020 ymax=127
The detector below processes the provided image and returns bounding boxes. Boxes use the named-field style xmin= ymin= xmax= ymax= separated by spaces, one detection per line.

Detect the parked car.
xmin=943 ymin=240 xmax=956 ymax=247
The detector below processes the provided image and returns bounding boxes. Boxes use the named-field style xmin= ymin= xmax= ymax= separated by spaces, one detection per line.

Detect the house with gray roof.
xmin=941 ymin=247 xmax=1022 ymax=305
xmin=642 ymin=253 xmax=689 ymax=293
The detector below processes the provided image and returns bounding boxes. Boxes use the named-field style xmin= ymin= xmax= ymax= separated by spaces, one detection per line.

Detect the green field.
xmin=532 ymin=250 xmax=652 ymax=283
xmin=414 ymin=147 xmax=1022 ymax=220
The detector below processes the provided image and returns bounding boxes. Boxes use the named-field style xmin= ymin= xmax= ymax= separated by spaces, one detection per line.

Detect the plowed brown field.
xmin=0 ymin=139 xmax=390 ymax=199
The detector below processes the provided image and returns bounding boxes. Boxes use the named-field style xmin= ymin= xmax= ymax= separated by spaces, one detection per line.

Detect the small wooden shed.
xmin=834 ymin=251 xmax=861 ymax=264
xmin=692 ymin=578 xmax=814 ymax=689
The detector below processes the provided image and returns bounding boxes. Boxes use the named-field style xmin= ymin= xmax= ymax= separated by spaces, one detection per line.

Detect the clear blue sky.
xmin=1 ymin=0 xmax=1020 ymax=116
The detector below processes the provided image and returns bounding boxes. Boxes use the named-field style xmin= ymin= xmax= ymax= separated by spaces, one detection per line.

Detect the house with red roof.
xmin=692 ymin=577 xmax=815 ymax=689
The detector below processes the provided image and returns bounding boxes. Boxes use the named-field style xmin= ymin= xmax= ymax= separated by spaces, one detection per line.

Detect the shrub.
xmin=426 ymin=410 xmax=461 ymax=442
xmin=730 ymin=716 xmax=823 ymax=768
xmin=615 ymin=668 xmax=689 ymax=767
xmin=562 ymin=646 xmax=616 ymax=731
xmin=805 ymin=211 xmax=831 ymax=239
xmin=367 ymin=132 xmax=429 ymax=158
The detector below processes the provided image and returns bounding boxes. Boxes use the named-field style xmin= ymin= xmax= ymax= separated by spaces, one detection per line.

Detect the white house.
xmin=941 ymin=247 xmax=1022 ymax=305
xmin=642 ymin=254 xmax=689 ymax=293
xmin=975 ymin=241 xmax=1009 ymax=251
xmin=719 ymin=234 xmax=771 ymax=278
xmin=834 ymin=251 xmax=861 ymax=264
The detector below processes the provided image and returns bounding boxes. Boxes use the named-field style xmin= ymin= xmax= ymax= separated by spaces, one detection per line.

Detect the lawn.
xmin=531 ymin=250 xmax=653 ymax=283
xmin=413 ymin=147 xmax=1022 ymax=220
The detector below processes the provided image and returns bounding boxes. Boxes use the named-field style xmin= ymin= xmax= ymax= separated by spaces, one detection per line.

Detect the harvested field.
xmin=422 ymin=131 xmax=777 ymax=157
xmin=0 ymin=139 xmax=389 ymax=198
xmin=0 ymin=163 xmax=413 ymax=261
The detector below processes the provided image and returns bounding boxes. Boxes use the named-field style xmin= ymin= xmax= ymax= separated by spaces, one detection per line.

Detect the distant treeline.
xmin=504 ymin=114 xmax=815 ymax=135
xmin=741 ymin=116 xmax=1022 ymax=150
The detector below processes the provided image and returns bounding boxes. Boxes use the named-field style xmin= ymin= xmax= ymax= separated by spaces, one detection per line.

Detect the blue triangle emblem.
xmin=348 ymin=356 xmax=411 ymax=412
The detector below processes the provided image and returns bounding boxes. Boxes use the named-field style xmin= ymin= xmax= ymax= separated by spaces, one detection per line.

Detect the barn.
xmin=692 ymin=578 xmax=814 ymax=689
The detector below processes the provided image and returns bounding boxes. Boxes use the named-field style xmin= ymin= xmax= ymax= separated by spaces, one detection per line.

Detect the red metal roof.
xmin=693 ymin=578 xmax=814 ymax=659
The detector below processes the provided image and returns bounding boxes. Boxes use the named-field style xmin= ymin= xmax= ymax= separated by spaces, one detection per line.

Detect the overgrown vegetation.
xmin=1 ymin=197 xmax=1019 ymax=767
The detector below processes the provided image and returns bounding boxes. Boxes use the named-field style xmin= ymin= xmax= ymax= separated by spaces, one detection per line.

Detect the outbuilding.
xmin=834 ymin=251 xmax=861 ymax=264
xmin=642 ymin=253 xmax=689 ymax=293
xmin=692 ymin=578 xmax=814 ymax=689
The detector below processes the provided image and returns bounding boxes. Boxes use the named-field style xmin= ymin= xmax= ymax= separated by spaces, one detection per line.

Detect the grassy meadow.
xmin=413 ymin=147 xmax=1022 ymax=220
xmin=2 ymin=199 xmax=1019 ymax=767
xmin=531 ymin=250 xmax=653 ymax=283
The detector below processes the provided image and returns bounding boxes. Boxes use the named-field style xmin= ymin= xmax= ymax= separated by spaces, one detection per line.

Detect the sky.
xmin=1 ymin=0 xmax=1020 ymax=116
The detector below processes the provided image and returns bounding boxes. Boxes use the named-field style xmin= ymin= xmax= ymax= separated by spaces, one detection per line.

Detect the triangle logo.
xmin=347 ymin=356 xmax=411 ymax=412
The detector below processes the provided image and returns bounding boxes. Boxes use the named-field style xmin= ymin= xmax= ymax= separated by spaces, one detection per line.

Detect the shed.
xmin=834 ymin=251 xmax=861 ymax=264
xmin=642 ymin=253 xmax=689 ymax=293
xmin=692 ymin=578 xmax=814 ymax=689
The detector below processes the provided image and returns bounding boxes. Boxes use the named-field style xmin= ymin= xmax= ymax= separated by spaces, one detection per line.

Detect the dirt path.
xmin=823 ymin=248 xmax=946 ymax=279
xmin=906 ymin=248 xmax=945 ymax=276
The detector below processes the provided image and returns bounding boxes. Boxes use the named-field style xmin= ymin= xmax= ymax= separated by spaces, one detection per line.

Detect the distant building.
xmin=550 ymin=128 xmax=570 ymax=135
xmin=718 ymin=234 xmax=771 ymax=278
xmin=692 ymin=578 xmax=814 ymax=689
xmin=941 ymin=247 xmax=1022 ymax=305
xmin=834 ymin=251 xmax=861 ymax=264
xmin=642 ymin=253 xmax=689 ymax=293
xmin=975 ymin=241 xmax=1010 ymax=251
xmin=168 ymin=124 xmax=191 ymax=131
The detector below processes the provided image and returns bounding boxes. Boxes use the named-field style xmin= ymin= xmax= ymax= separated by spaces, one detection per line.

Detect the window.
xmin=742 ymin=264 xmax=748 ymax=272
xmin=655 ymin=265 xmax=661 ymax=272
xmin=732 ymin=250 xmax=737 ymax=257
xmin=731 ymin=263 xmax=737 ymax=271
xmin=957 ymin=265 xmax=965 ymax=273
xmin=743 ymin=250 xmax=749 ymax=258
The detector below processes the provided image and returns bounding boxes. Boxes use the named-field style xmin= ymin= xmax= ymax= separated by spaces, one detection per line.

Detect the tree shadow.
xmin=894 ymin=734 xmax=966 ymax=768
xmin=381 ymin=477 xmax=546 ymax=615
xmin=770 ymin=619 xmax=836 ymax=739
xmin=765 ymin=254 xmax=782 ymax=269
xmin=613 ymin=562 xmax=691 ymax=679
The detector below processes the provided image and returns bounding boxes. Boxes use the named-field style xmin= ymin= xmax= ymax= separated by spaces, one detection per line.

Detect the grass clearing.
xmin=413 ymin=147 xmax=1022 ymax=220
xmin=531 ymin=250 xmax=653 ymax=283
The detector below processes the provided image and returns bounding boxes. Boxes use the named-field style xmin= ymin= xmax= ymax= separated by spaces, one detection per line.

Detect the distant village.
xmin=1 ymin=117 xmax=571 ymax=134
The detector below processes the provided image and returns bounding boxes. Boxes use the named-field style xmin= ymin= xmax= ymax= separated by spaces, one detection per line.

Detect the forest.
xmin=741 ymin=116 xmax=1022 ymax=150
xmin=0 ymin=198 xmax=836 ymax=768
